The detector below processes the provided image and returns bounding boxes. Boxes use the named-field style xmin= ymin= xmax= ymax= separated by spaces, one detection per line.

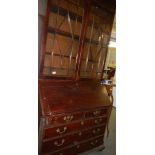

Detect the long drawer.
xmin=44 ymin=117 xmax=107 ymax=139
xmin=85 ymin=108 xmax=108 ymax=118
xmin=42 ymin=125 xmax=106 ymax=153
xmin=75 ymin=125 xmax=106 ymax=141
xmin=77 ymin=136 xmax=104 ymax=154
xmin=43 ymin=135 xmax=104 ymax=155
xmin=44 ymin=146 xmax=77 ymax=155
xmin=42 ymin=136 xmax=74 ymax=154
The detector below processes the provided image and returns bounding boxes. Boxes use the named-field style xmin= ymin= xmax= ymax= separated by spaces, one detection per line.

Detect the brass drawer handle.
xmin=63 ymin=115 xmax=74 ymax=122
xmin=93 ymin=110 xmax=101 ymax=116
xmin=91 ymin=140 xmax=98 ymax=146
xmin=76 ymin=145 xmax=80 ymax=149
xmin=81 ymin=121 xmax=84 ymax=125
xmin=56 ymin=127 xmax=67 ymax=134
xmin=94 ymin=118 xmax=102 ymax=124
xmin=54 ymin=139 xmax=65 ymax=147
xmin=92 ymin=128 xmax=101 ymax=134
xmin=78 ymin=132 xmax=82 ymax=136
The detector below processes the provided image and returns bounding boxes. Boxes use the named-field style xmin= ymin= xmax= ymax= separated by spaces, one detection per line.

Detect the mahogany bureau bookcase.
xmin=38 ymin=0 xmax=115 ymax=154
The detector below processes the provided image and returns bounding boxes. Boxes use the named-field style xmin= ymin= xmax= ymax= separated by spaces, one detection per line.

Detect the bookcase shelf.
xmin=48 ymin=26 xmax=108 ymax=46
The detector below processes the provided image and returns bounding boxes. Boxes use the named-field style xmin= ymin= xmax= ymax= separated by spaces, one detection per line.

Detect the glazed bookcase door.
xmin=80 ymin=6 xmax=114 ymax=79
xmin=43 ymin=0 xmax=84 ymax=77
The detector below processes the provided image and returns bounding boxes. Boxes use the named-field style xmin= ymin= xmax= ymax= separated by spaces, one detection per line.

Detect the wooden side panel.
xmin=40 ymin=0 xmax=51 ymax=74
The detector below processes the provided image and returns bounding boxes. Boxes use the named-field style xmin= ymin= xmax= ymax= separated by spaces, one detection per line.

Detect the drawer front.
xmin=44 ymin=122 xmax=83 ymax=139
xmin=76 ymin=136 xmax=104 ymax=154
xmin=42 ymin=135 xmax=76 ymax=153
xmin=44 ymin=117 xmax=107 ymax=139
xmin=47 ymin=112 xmax=83 ymax=125
xmin=42 ymin=132 xmax=105 ymax=154
xmin=44 ymin=146 xmax=77 ymax=155
xmin=81 ymin=117 xmax=107 ymax=127
xmin=43 ymin=124 xmax=106 ymax=153
xmin=85 ymin=108 xmax=108 ymax=118
xmin=76 ymin=125 xmax=106 ymax=141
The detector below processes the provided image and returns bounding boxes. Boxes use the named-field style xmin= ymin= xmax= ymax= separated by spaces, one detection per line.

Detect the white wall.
xmin=105 ymin=47 xmax=116 ymax=68
xmin=112 ymin=86 xmax=116 ymax=107
xmin=105 ymin=47 xmax=116 ymax=107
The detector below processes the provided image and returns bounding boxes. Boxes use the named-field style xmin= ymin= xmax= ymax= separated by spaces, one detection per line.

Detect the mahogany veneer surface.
xmin=39 ymin=79 xmax=111 ymax=114
xmin=39 ymin=79 xmax=112 ymax=155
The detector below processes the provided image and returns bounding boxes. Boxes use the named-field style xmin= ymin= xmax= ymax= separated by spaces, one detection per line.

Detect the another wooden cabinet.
xmin=39 ymin=0 xmax=115 ymax=154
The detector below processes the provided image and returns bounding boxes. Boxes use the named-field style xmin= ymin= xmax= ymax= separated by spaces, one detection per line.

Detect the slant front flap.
xmin=39 ymin=79 xmax=111 ymax=115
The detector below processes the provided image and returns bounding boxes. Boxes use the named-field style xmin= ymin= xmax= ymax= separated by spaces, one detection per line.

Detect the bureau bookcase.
xmin=39 ymin=0 xmax=115 ymax=154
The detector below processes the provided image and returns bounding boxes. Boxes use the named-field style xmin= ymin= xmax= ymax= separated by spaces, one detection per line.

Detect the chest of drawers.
xmin=39 ymin=79 xmax=112 ymax=155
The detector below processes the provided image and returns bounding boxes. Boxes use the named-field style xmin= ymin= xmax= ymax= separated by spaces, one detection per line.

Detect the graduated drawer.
xmin=42 ymin=135 xmax=76 ymax=154
xmin=76 ymin=136 xmax=104 ymax=154
xmin=43 ymin=146 xmax=77 ymax=155
xmin=42 ymin=125 xmax=106 ymax=153
xmin=44 ymin=117 xmax=107 ymax=139
xmin=85 ymin=108 xmax=108 ymax=118
xmin=76 ymin=125 xmax=106 ymax=141
xmin=47 ymin=112 xmax=83 ymax=125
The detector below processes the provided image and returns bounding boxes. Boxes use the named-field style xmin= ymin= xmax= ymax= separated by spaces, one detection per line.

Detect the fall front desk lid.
xmin=39 ymin=79 xmax=111 ymax=115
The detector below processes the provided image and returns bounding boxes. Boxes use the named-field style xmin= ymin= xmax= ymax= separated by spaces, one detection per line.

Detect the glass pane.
xmin=43 ymin=0 xmax=84 ymax=77
xmin=80 ymin=6 xmax=114 ymax=79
